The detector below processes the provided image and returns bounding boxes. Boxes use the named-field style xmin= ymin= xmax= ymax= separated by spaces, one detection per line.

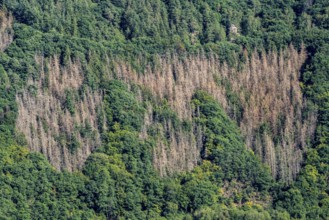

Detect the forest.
xmin=0 ymin=0 xmax=328 ymax=219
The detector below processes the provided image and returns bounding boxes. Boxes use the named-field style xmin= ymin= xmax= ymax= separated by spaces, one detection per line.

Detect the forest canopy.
xmin=0 ymin=0 xmax=328 ymax=219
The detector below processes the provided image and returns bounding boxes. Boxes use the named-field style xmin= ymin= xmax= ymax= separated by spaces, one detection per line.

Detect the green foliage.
xmin=271 ymin=2 xmax=329 ymax=219
xmin=192 ymin=91 xmax=273 ymax=191
xmin=0 ymin=145 xmax=99 ymax=219
xmin=64 ymin=89 xmax=76 ymax=115
xmin=2 ymin=82 xmax=280 ymax=219
xmin=103 ymin=80 xmax=145 ymax=131
xmin=0 ymin=0 xmax=328 ymax=219
xmin=1 ymin=0 xmax=305 ymax=59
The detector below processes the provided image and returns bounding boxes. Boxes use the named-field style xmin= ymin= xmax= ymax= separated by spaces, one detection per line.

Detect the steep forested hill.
xmin=0 ymin=0 xmax=328 ymax=219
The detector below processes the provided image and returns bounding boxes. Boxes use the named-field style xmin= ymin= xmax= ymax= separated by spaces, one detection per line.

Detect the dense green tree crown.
xmin=0 ymin=0 xmax=328 ymax=219
xmin=0 ymin=0 xmax=321 ymax=59
xmin=3 ymin=0 xmax=297 ymax=49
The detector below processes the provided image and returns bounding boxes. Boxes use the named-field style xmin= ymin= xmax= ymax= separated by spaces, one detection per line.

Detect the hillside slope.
xmin=0 ymin=0 xmax=328 ymax=219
